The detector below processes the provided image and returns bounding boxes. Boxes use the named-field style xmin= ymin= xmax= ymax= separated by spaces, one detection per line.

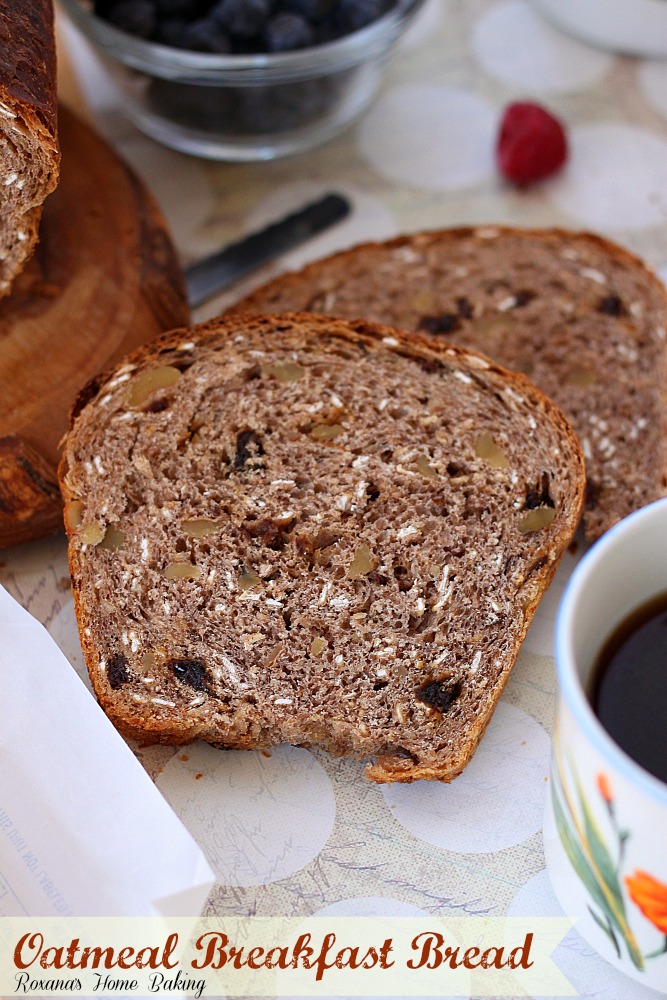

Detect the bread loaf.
xmin=60 ymin=313 xmax=584 ymax=782
xmin=0 ymin=0 xmax=60 ymax=296
xmin=0 ymin=106 xmax=190 ymax=551
xmin=231 ymin=227 xmax=667 ymax=540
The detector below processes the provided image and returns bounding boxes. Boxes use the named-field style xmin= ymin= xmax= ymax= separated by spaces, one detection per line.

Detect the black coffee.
xmin=589 ymin=592 xmax=667 ymax=785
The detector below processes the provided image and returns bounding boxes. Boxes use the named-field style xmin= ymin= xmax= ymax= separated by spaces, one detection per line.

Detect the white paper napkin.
xmin=0 ymin=584 xmax=214 ymax=917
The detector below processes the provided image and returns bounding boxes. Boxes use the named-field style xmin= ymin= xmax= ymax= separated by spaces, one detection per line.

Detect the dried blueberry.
xmin=244 ymin=517 xmax=287 ymax=549
xmin=524 ymin=471 xmax=555 ymax=510
xmin=169 ymin=658 xmax=212 ymax=692
xmin=585 ymin=477 xmax=601 ymax=511
xmin=597 ymin=294 xmax=625 ymax=316
xmin=456 ymin=296 xmax=474 ymax=319
xmin=411 ymin=355 xmax=441 ymax=375
xmin=416 ymin=677 xmax=462 ymax=713
xmin=234 ymin=429 xmax=265 ymax=469
xmin=418 ymin=313 xmax=462 ymax=335
xmin=513 ymin=289 xmax=536 ymax=308
xmin=107 ymin=652 xmax=130 ymax=689
xmin=143 ymin=395 xmax=172 ymax=412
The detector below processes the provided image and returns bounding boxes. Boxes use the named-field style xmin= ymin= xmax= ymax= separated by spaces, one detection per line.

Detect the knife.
xmin=184 ymin=192 xmax=351 ymax=309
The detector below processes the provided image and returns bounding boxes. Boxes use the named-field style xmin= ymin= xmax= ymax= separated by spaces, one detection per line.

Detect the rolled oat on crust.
xmin=230 ymin=226 xmax=667 ymax=540
xmin=60 ymin=313 xmax=584 ymax=782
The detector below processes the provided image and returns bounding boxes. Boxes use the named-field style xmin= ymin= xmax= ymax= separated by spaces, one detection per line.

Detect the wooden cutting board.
xmin=0 ymin=105 xmax=190 ymax=549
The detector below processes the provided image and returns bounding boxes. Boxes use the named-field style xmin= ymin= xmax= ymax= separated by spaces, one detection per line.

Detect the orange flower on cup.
xmin=625 ymin=870 xmax=667 ymax=935
xmin=596 ymin=772 xmax=613 ymax=804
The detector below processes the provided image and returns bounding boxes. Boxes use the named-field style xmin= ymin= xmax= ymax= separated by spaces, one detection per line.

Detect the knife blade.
xmin=184 ymin=192 xmax=351 ymax=309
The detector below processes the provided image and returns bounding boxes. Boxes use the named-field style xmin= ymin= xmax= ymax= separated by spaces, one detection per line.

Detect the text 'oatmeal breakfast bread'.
xmin=0 ymin=0 xmax=60 ymax=296
xmin=230 ymin=227 xmax=667 ymax=540
xmin=60 ymin=314 xmax=584 ymax=782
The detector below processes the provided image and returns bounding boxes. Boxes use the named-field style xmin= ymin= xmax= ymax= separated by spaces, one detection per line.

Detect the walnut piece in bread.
xmin=230 ymin=227 xmax=667 ymax=541
xmin=60 ymin=313 xmax=584 ymax=782
xmin=0 ymin=0 xmax=60 ymax=296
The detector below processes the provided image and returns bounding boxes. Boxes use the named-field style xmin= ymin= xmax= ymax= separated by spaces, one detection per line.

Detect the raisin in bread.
xmin=59 ymin=313 xmax=584 ymax=782
xmin=231 ymin=227 xmax=667 ymax=541
xmin=0 ymin=0 xmax=60 ymax=296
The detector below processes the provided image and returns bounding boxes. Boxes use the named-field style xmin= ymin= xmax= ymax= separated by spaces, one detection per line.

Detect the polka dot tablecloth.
xmin=4 ymin=1 xmax=667 ymax=997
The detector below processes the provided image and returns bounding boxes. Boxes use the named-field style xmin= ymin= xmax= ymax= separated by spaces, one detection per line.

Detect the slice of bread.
xmin=230 ymin=227 xmax=667 ymax=541
xmin=60 ymin=313 xmax=584 ymax=782
xmin=0 ymin=0 xmax=60 ymax=296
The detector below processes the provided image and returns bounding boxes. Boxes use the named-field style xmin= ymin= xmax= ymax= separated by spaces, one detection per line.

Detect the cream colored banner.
xmin=0 ymin=916 xmax=576 ymax=997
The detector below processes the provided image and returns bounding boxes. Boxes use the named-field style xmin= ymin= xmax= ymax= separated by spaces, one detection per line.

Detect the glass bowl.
xmin=59 ymin=0 xmax=425 ymax=161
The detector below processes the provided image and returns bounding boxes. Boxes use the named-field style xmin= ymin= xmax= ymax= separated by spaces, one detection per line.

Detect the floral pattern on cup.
xmin=551 ymin=725 xmax=667 ymax=972
xmin=625 ymin=871 xmax=667 ymax=944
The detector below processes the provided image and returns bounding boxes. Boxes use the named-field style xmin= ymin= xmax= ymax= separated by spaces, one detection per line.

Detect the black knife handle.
xmin=185 ymin=193 xmax=350 ymax=309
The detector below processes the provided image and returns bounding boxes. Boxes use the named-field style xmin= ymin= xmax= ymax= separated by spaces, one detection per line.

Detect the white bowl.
xmin=531 ymin=0 xmax=667 ymax=58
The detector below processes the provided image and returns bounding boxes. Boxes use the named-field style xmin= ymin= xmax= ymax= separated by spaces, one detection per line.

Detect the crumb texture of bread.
xmin=60 ymin=314 xmax=584 ymax=782
xmin=231 ymin=227 xmax=667 ymax=540
xmin=0 ymin=0 xmax=60 ymax=296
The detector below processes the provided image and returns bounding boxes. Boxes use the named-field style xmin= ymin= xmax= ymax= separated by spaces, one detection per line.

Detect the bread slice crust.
xmin=60 ymin=313 xmax=584 ymax=782
xmin=230 ymin=226 xmax=667 ymax=540
xmin=0 ymin=0 xmax=60 ymax=295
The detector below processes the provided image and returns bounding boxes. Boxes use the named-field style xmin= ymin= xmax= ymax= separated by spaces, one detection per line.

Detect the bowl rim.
xmin=59 ymin=0 xmax=426 ymax=79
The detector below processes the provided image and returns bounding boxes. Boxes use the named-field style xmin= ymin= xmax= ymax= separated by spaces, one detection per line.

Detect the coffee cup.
xmin=543 ymin=498 xmax=667 ymax=991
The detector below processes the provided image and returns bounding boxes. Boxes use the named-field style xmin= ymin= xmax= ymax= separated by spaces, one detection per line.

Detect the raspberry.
xmin=496 ymin=102 xmax=568 ymax=186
